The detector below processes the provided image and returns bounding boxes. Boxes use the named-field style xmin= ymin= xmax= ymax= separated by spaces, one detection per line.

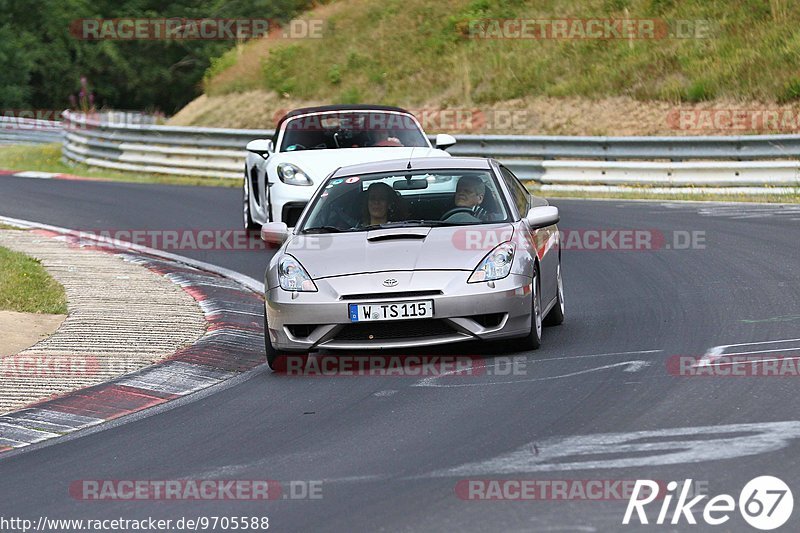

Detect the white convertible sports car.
xmin=243 ymin=105 xmax=456 ymax=228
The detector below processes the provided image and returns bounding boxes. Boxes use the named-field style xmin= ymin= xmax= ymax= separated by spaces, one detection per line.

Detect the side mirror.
xmin=434 ymin=133 xmax=457 ymax=150
xmin=525 ymin=206 xmax=559 ymax=229
xmin=246 ymin=139 xmax=274 ymax=158
xmin=260 ymin=222 xmax=289 ymax=245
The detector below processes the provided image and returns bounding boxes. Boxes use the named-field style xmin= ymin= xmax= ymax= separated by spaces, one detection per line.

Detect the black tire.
xmin=517 ymin=267 xmax=542 ymax=350
xmin=543 ymin=261 xmax=565 ymax=326
xmin=264 ymin=308 xmax=283 ymax=370
xmin=243 ymin=167 xmax=260 ymax=231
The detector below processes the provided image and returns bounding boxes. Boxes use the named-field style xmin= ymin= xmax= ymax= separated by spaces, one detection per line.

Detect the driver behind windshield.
xmin=444 ymin=175 xmax=489 ymax=222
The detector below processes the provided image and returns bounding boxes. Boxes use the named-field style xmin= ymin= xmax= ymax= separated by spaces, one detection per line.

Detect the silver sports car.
xmin=260 ymin=157 xmax=564 ymax=369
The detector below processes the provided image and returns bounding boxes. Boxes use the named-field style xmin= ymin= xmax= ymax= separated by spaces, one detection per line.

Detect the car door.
xmin=498 ymin=165 xmax=559 ymax=307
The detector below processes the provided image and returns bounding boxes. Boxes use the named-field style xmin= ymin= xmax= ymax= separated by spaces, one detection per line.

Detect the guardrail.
xmin=63 ymin=111 xmax=271 ymax=179
xmin=60 ymin=111 xmax=800 ymax=191
xmin=0 ymin=116 xmax=63 ymax=145
xmin=445 ymin=134 xmax=800 ymax=160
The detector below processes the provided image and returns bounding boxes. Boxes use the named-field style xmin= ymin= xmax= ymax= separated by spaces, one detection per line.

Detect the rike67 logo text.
xmin=623 ymin=476 xmax=793 ymax=530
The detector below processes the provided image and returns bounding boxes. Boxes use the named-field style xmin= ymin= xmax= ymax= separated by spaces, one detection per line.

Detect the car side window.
xmin=499 ymin=166 xmax=529 ymax=217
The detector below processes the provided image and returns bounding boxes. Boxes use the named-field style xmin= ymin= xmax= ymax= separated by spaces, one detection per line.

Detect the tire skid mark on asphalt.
xmin=412 ymin=349 xmax=661 ymax=388
xmin=0 ymin=230 xmax=265 ymax=454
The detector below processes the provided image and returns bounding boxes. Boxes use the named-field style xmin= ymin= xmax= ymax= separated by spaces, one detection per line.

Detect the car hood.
xmin=270 ymin=147 xmax=449 ymax=180
xmin=284 ymin=224 xmax=515 ymax=279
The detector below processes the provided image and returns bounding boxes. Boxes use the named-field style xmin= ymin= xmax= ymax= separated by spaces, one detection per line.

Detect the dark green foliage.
xmin=0 ymin=0 xmax=313 ymax=113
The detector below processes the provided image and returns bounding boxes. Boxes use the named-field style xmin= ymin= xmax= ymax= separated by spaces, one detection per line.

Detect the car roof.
xmin=274 ymin=104 xmax=413 ymax=130
xmin=330 ymin=157 xmax=494 ymax=178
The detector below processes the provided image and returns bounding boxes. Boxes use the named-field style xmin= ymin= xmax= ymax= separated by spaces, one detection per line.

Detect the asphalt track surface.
xmin=1 ymin=175 xmax=800 ymax=531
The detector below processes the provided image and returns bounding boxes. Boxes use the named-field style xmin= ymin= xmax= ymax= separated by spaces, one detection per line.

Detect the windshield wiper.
xmin=299 ymin=226 xmax=342 ymax=234
xmin=388 ymin=219 xmax=460 ymax=227
xmin=358 ymin=220 xmax=458 ymax=230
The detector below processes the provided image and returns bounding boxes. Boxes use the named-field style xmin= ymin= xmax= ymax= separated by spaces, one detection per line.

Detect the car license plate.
xmin=348 ymin=300 xmax=434 ymax=322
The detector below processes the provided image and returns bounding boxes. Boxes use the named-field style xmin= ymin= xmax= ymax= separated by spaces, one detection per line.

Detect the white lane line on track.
xmin=0 ymin=215 xmax=264 ymax=294
xmin=696 ymin=338 xmax=800 ymax=367
xmin=429 ymin=420 xmax=800 ymax=475
xmin=12 ymin=171 xmax=58 ymax=179
xmin=412 ymin=349 xmax=661 ymax=388
xmin=530 ymin=349 xmax=662 ymax=362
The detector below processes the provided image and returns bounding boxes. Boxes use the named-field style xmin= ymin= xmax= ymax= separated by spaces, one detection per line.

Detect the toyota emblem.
xmin=383 ymin=278 xmax=398 ymax=287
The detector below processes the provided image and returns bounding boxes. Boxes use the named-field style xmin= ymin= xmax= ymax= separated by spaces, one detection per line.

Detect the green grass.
xmin=203 ymin=0 xmax=800 ymax=105
xmin=0 ymin=245 xmax=67 ymax=314
xmin=0 ymin=144 xmax=239 ymax=188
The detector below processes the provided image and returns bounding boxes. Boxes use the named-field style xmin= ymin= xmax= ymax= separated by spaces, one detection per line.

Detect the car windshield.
xmin=279 ymin=111 xmax=429 ymax=152
xmin=298 ymin=169 xmax=511 ymax=233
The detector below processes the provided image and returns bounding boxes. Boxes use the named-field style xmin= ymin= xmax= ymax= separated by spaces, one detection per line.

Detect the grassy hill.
xmin=170 ymin=0 xmax=800 ymax=135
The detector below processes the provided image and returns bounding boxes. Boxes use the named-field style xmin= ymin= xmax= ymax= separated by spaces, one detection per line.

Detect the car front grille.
xmin=340 ymin=290 xmax=442 ymax=301
xmin=333 ymin=319 xmax=454 ymax=341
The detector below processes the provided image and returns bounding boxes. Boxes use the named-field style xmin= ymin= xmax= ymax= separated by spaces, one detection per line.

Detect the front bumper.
xmin=265 ymin=270 xmax=533 ymax=351
xmin=267 ymin=176 xmax=316 ymax=225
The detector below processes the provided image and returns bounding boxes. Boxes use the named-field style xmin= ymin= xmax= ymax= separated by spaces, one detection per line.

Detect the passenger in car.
xmin=359 ymin=182 xmax=405 ymax=226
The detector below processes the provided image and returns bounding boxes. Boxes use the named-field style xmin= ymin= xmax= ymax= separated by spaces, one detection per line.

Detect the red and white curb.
xmin=0 ymin=219 xmax=265 ymax=453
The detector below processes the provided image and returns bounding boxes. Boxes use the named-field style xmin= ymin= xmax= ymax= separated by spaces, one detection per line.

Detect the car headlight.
xmin=278 ymin=255 xmax=317 ymax=292
xmin=277 ymin=163 xmax=313 ymax=186
xmin=468 ymin=242 xmax=515 ymax=283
